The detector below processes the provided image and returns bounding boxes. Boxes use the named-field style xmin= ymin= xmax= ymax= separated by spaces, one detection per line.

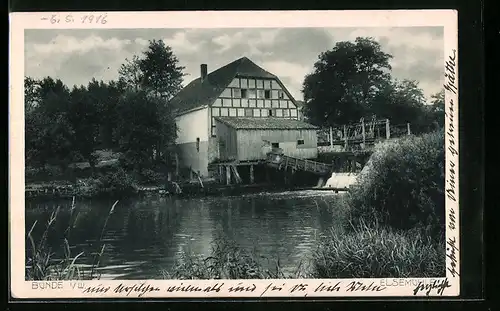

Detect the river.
xmin=25 ymin=190 xmax=343 ymax=280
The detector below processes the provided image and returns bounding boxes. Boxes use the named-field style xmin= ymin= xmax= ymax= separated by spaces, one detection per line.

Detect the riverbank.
xmin=25 ymin=179 xmax=348 ymax=201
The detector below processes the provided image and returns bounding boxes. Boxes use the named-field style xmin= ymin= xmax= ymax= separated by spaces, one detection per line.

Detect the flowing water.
xmin=25 ymin=190 xmax=343 ymax=280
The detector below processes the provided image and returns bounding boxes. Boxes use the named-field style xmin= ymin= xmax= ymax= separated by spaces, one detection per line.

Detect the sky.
xmin=24 ymin=27 xmax=444 ymax=102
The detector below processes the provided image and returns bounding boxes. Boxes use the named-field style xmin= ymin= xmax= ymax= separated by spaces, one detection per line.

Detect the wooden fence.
xmin=317 ymin=118 xmax=412 ymax=150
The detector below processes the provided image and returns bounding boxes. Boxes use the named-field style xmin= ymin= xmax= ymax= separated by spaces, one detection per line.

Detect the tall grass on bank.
xmin=162 ymin=231 xmax=311 ymax=280
xmin=25 ymin=197 xmax=118 ymax=280
xmin=312 ymin=221 xmax=446 ymax=278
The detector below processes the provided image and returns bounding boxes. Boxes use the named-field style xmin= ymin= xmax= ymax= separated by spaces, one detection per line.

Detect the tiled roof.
xmin=169 ymin=57 xmax=292 ymax=115
xmin=215 ymin=117 xmax=318 ymax=130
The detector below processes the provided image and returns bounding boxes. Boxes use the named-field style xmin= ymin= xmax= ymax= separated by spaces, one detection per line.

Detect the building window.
xmin=248 ymin=78 xmax=256 ymax=88
xmin=264 ymin=100 xmax=272 ymax=108
xmin=276 ymin=109 xmax=283 ymax=117
xmin=248 ymin=89 xmax=257 ymax=99
xmin=253 ymin=109 xmax=261 ymax=117
xmin=229 ymin=78 xmax=240 ymax=88
xmin=241 ymin=78 xmax=248 ymax=89
xmin=244 ymin=108 xmax=253 ymax=117
xmin=212 ymin=108 xmax=220 ymax=116
xmin=213 ymin=98 xmax=222 ymax=107
xmin=261 ymin=109 xmax=269 ymax=117
xmin=222 ymin=98 xmax=232 ymax=107
xmin=268 ymin=109 xmax=273 ymax=117
xmin=241 ymin=89 xmax=248 ymax=98
xmin=233 ymin=99 xmax=241 ymax=107
xmin=237 ymin=108 xmax=245 ymax=116
xmin=229 ymin=108 xmax=237 ymax=117
xmin=221 ymin=88 xmax=232 ymax=97
xmin=272 ymin=143 xmax=279 ymax=149
xmin=257 ymin=79 xmax=264 ymax=89
xmin=283 ymin=109 xmax=289 ymax=117
xmin=272 ymin=100 xmax=279 ymax=108
xmin=220 ymin=108 xmax=229 ymax=116
xmin=233 ymin=88 xmax=241 ymax=98
xmin=297 ymin=139 xmax=304 ymax=145
xmin=278 ymin=91 xmax=284 ymax=99
xmin=264 ymin=90 xmax=271 ymax=99
xmin=196 ymin=138 xmax=200 ymax=152
xmin=257 ymin=100 xmax=264 ymax=108
xmin=272 ymin=90 xmax=279 ymax=99
xmin=279 ymin=100 xmax=288 ymax=108
xmin=249 ymin=100 xmax=256 ymax=108
xmin=264 ymin=80 xmax=272 ymax=89
xmin=290 ymin=109 xmax=298 ymax=117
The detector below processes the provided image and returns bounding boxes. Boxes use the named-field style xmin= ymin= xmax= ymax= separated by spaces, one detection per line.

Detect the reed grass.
xmin=162 ymin=231 xmax=311 ymax=280
xmin=311 ymin=220 xmax=446 ymax=278
xmin=25 ymin=197 xmax=118 ymax=281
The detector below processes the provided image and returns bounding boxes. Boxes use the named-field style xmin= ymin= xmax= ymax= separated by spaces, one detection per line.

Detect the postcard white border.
xmin=9 ymin=10 xmax=459 ymax=299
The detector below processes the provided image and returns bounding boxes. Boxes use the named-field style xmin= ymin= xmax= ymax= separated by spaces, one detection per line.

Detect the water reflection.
xmin=26 ymin=191 xmax=340 ymax=280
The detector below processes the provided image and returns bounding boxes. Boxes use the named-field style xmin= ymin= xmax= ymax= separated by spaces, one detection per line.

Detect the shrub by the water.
xmin=347 ymin=129 xmax=445 ymax=236
xmin=96 ymin=168 xmax=134 ymax=195
xmin=139 ymin=168 xmax=165 ymax=185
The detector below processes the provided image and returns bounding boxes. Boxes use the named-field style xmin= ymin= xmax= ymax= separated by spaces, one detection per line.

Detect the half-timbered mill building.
xmin=169 ymin=56 xmax=318 ymax=182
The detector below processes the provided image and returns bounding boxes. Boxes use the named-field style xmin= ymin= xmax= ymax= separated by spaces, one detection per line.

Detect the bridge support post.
xmin=407 ymin=123 xmax=411 ymax=135
xmin=225 ymin=166 xmax=231 ymax=185
xmin=329 ymin=126 xmax=334 ymax=149
xmin=361 ymin=118 xmax=366 ymax=149
xmin=343 ymin=125 xmax=348 ymax=151
xmin=249 ymin=165 xmax=254 ymax=184
xmin=385 ymin=119 xmax=391 ymax=139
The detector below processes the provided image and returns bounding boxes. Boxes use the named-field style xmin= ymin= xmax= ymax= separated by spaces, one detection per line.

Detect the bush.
xmin=347 ymin=130 xmax=445 ymax=237
xmin=98 ymin=168 xmax=134 ymax=195
xmin=139 ymin=168 xmax=165 ymax=184
xmin=312 ymin=223 xmax=446 ymax=278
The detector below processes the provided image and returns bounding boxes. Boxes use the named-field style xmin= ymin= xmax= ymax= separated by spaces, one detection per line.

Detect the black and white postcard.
xmin=9 ymin=10 xmax=459 ymax=298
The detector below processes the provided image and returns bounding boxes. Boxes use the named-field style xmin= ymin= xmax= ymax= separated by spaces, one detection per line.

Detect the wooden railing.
xmin=266 ymin=151 xmax=333 ymax=176
xmin=317 ymin=118 xmax=412 ymax=149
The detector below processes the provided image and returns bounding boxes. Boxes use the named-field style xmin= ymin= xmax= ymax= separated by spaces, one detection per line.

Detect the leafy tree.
xmin=374 ymin=79 xmax=426 ymax=124
xmin=68 ymin=85 xmax=100 ymax=169
xmin=427 ymin=89 xmax=445 ymax=129
xmin=25 ymin=77 xmax=74 ymax=169
xmin=302 ymin=37 xmax=393 ymax=126
xmin=138 ymin=39 xmax=186 ymax=100
xmin=430 ymin=89 xmax=445 ymax=112
xmin=118 ymin=55 xmax=143 ymax=92
xmin=24 ymin=77 xmax=41 ymax=114
xmin=115 ymin=91 xmax=177 ymax=171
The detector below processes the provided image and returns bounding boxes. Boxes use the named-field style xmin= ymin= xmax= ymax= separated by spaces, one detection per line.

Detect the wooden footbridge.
xmin=317 ymin=117 xmax=412 ymax=151
xmin=266 ymin=151 xmax=333 ymax=176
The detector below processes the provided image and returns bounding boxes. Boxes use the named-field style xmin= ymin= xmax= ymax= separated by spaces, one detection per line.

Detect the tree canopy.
xmin=25 ymin=39 xmax=183 ymax=174
xmin=302 ymin=37 xmax=442 ymax=133
xmin=118 ymin=39 xmax=185 ymax=101
xmin=302 ymin=37 xmax=392 ymax=126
